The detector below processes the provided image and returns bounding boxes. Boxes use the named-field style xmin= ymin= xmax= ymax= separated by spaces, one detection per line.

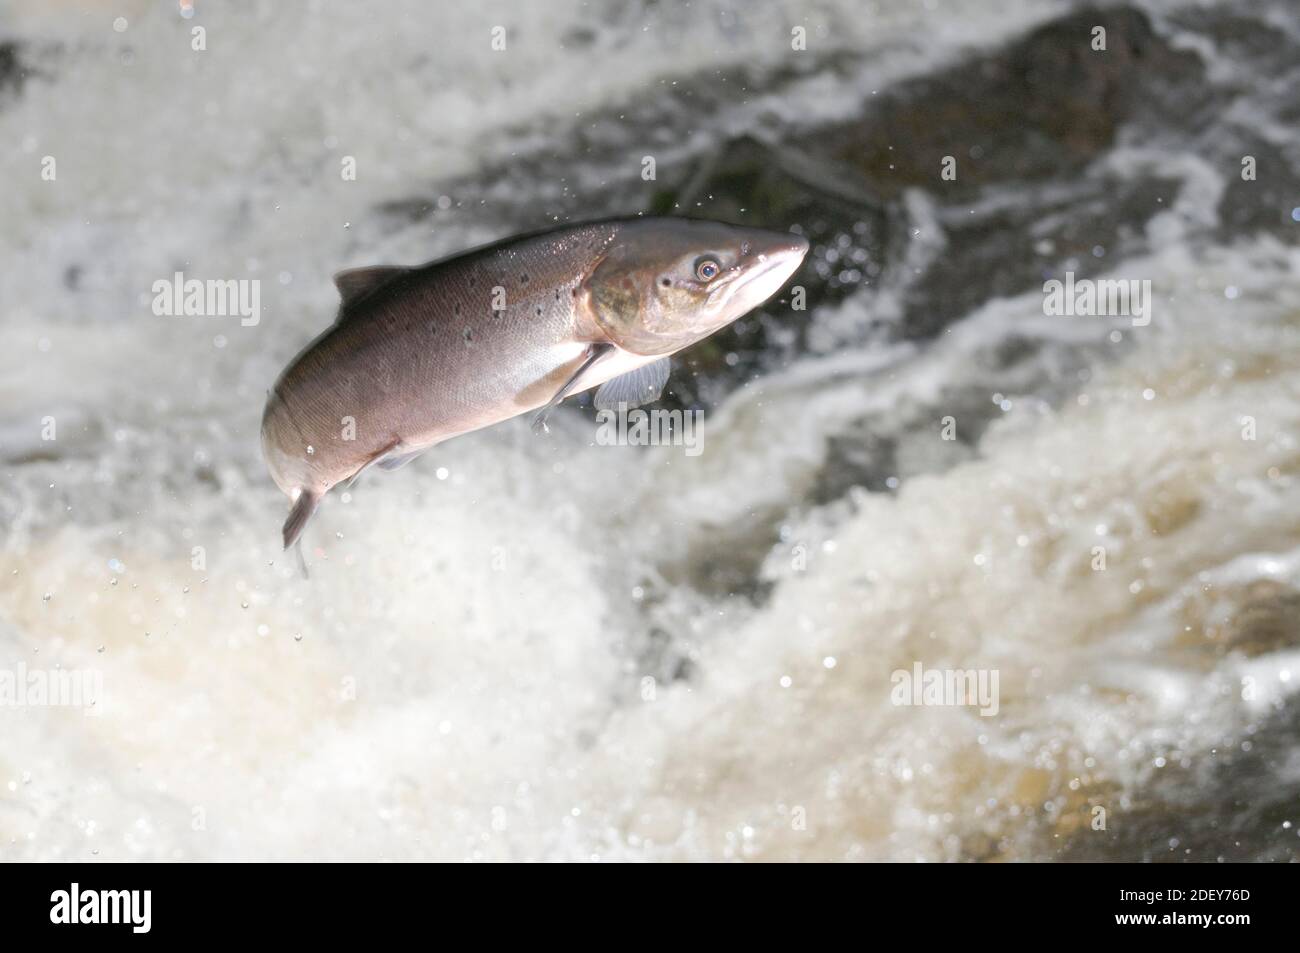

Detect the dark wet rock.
xmin=1056 ymin=581 xmax=1300 ymax=862
xmin=1058 ymin=698 xmax=1300 ymax=862
xmin=0 ymin=42 xmax=18 ymax=90
xmin=628 ymin=624 xmax=697 ymax=693
xmin=1168 ymin=5 xmax=1298 ymax=78
xmin=654 ymin=512 xmax=783 ymax=602
xmin=0 ymin=40 xmax=39 ymax=97
xmin=821 ymin=7 xmax=1210 ymax=198
xmin=1215 ymin=131 xmax=1300 ymax=237
xmin=1176 ymin=579 xmax=1300 ymax=658
xmin=1224 ymin=582 xmax=1300 ymax=657
xmin=813 ymin=429 xmax=903 ymax=503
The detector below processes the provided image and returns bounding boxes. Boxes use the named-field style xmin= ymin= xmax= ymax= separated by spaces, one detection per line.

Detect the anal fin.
xmin=377 ymin=447 xmax=426 ymax=471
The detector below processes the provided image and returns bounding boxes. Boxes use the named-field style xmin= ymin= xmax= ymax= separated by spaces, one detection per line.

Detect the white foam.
xmin=2 ymin=0 xmax=1298 ymax=861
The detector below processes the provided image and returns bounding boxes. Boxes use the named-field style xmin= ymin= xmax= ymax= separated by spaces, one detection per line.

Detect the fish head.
xmin=582 ymin=219 xmax=809 ymax=356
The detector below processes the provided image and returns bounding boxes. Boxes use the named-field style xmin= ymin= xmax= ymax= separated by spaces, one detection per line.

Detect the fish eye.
xmin=695 ymin=257 xmax=721 ymax=281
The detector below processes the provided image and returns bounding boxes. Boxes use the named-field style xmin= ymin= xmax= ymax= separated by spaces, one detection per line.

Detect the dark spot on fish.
xmin=535 ymin=306 xmax=543 ymax=316
xmin=571 ymin=288 xmax=578 ymax=297
xmin=463 ymin=328 xmax=473 ymax=344
xmin=64 ymin=265 xmax=82 ymax=291
xmin=520 ymin=273 xmax=529 ymax=285
xmin=554 ymin=289 xmax=561 ymax=300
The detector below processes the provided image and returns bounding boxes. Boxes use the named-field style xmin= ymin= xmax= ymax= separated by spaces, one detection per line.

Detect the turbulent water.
xmin=2 ymin=0 xmax=1299 ymax=861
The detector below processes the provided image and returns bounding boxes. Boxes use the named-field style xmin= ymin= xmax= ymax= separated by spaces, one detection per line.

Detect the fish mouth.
xmin=750 ymin=236 xmax=810 ymax=284
xmin=714 ymin=234 xmax=809 ymax=315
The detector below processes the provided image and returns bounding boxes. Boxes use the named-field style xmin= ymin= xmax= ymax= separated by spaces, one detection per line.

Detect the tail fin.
xmin=282 ymin=490 xmax=320 ymax=550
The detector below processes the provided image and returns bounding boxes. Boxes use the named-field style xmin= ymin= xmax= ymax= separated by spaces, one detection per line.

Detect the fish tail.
xmin=282 ymin=489 xmax=320 ymax=550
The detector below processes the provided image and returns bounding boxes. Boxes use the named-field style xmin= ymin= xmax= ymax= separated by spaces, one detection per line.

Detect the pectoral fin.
xmin=532 ymin=343 xmax=614 ymax=434
xmin=593 ymin=358 xmax=671 ymax=411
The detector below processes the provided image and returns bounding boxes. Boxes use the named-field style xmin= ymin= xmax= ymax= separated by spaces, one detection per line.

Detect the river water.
xmin=2 ymin=0 xmax=1298 ymax=861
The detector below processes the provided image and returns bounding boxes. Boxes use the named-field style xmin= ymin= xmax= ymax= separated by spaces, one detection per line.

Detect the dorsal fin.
xmin=333 ymin=266 xmax=410 ymax=308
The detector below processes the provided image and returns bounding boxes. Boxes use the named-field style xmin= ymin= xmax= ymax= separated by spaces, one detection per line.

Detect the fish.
xmin=260 ymin=216 xmax=809 ymax=550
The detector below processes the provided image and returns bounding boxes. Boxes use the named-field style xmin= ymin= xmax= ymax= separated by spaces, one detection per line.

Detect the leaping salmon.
xmin=260 ymin=217 xmax=809 ymax=550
